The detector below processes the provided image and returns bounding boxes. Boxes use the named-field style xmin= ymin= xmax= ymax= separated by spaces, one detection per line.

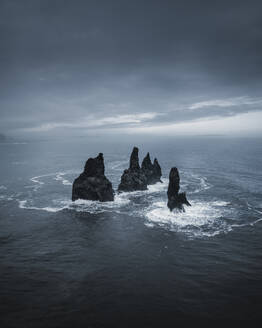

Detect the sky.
xmin=0 ymin=0 xmax=262 ymax=138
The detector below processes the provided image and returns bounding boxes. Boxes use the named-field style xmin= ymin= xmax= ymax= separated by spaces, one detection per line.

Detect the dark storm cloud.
xmin=0 ymin=0 xmax=262 ymax=135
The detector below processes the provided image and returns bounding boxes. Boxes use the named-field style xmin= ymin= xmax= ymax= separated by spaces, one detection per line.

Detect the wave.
xmin=189 ymin=174 xmax=212 ymax=194
xmin=0 ymin=185 xmax=16 ymax=201
xmin=177 ymin=171 xmax=212 ymax=195
xmin=145 ymin=200 xmax=223 ymax=227
xmin=231 ymin=217 xmax=262 ymax=228
xmin=144 ymin=198 xmax=262 ymax=238
xmin=211 ymin=201 xmax=231 ymax=206
xmin=28 ymin=169 xmax=209 ymax=200
xmin=17 ymin=173 xmax=213 ymax=219
xmin=30 ymin=171 xmax=75 ymax=189
xmin=144 ymin=200 xmax=235 ymax=238
xmin=147 ymin=179 xmax=168 ymax=192
xmin=0 ymin=195 xmax=12 ymax=201
xmin=30 ymin=175 xmax=47 ymax=185
xmin=17 ymin=178 xmax=168 ymax=214
xmin=250 ymin=218 xmax=262 ymax=226
xmin=110 ymin=160 xmax=129 ymax=171
xmin=18 ymin=200 xmax=67 ymax=213
xmin=0 ymin=194 xmax=15 ymax=201
xmin=18 ymin=169 xmax=262 ymax=237
xmin=54 ymin=172 xmax=72 ymax=186
xmin=18 ymin=193 xmax=130 ymax=214
xmin=117 ymin=179 xmax=168 ymax=198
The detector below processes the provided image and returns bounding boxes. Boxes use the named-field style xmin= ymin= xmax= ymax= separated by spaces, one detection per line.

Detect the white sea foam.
xmin=144 ymin=198 xmax=262 ymax=238
xmin=64 ymin=193 xmax=130 ymax=213
xmin=253 ymin=208 xmax=262 ymax=215
xmin=0 ymin=194 xmax=13 ymax=201
xmin=0 ymin=185 xmax=7 ymax=190
xmin=18 ymin=200 xmax=27 ymax=208
xmin=18 ymin=200 xmax=68 ymax=212
xmin=30 ymin=172 xmax=73 ymax=188
xmin=178 ymin=171 xmax=212 ymax=194
xmin=246 ymin=202 xmax=253 ymax=210
xmin=30 ymin=175 xmax=46 ymax=185
xmin=144 ymin=199 xmax=238 ymax=238
xmin=110 ymin=160 xmax=129 ymax=171
xmin=189 ymin=174 xmax=212 ymax=194
xmin=147 ymin=179 xmax=168 ymax=193
xmin=250 ymin=218 xmax=262 ymax=225
xmin=211 ymin=201 xmax=231 ymax=206
xmin=54 ymin=172 xmax=72 ymax=185
xmin=144 ymin=222 xmax=155 ymax=228
xmin=197 ymin=230 xmax=223 ymax=237
xmin=18 ymin=193 xmax=130 ymax=213
xmin=231 ymin=217 xmax=262 ymax=228
xmin=117 ymin=179 xmax=169 ymax=199
xmin=145 ymin=201 xmax=222 ymax=229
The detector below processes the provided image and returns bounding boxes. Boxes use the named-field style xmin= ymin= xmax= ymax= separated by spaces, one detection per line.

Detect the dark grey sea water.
xmin=0 ymin=137 xmax=262 ymax=327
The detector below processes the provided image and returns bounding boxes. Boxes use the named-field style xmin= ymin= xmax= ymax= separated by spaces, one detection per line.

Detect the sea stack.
xmin=141 ymin=153 xmax=162 ymax=184
xmin=72 ymin=153 xmax=114 ymax=202
xmin=118 ymin=147 xmax=147 ymax=192
xmin=167 ymin=167 xmax=191 ymax=211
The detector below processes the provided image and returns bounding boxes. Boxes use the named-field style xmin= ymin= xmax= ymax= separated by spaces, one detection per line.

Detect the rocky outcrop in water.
xmin=118 ymin=147 xmax=148 ymax=192
xmin=141 ymin=153 xmax=162 ymax=184
xmin=167 ymin=167 xmax=191 ymax=211
xmin=72 ymin=153 xmax=114 ymax=202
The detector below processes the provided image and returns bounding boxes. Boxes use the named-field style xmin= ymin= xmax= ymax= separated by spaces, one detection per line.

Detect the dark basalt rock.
xmin=118 ymin=147 xmax=147 ymax=192
xmin=72 ymin=153 xmax=114 ymax=202
xmin=167 ymin=167 xmax=191 ymax=212
xmin=141 ymin=153 xmax=162 ymax=184
xmin=153 ymin=158 xmax=162 ymax=181
xmin=129 ymin=146 xmax=140 ymax=170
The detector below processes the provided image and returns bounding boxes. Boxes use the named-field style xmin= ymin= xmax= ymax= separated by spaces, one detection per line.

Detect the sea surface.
xmin=0 ymin=137 xmax=262 ymax=327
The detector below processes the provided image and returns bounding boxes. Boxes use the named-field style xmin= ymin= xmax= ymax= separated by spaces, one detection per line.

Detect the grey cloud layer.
xmin=0 ymin=0 xmax=262 ymax=135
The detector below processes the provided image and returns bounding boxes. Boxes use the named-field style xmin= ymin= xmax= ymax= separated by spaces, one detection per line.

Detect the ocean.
xmin=0 ymin=137 xmax=262 ymax=327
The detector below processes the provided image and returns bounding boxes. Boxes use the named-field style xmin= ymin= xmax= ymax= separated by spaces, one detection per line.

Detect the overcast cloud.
xmin=0 ymin=0 xmax=262 ymax=137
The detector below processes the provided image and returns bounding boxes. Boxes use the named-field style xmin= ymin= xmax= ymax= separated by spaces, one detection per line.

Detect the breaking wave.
xmin=13 ymin=168 xmax=262 ymax=238
xmin=18 ymin=193 xmax=130 ymax=214
xmin=18 ymin=200 xmax=67 ymax=213
xmin=54 ymin=172 xmax=72 ymax=186
xmin=30 ymin=175 xmax=47 ymax=185
xmin=117 ymin=179 xmax=168 ymax=198
xmin=144 ymin=199 xmax=261 ymax=238
xmin=110 ymin=160 xmax=129 ymax=171
xmin=180 ymin=173 xmax=212 ymax=194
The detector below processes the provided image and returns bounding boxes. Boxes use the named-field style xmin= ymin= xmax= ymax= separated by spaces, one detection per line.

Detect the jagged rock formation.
xmin=118 ymin=147 xmax=148 ymax=192
xmin=167 ymin=167 xmax=191 ymax=212
xmin=72 ymin=153 xmax=114 ymax=202
xmin=141 ymin=152 xmax=162 ymax=184
xmin=153 ymin=158 xmax=162 ymax=182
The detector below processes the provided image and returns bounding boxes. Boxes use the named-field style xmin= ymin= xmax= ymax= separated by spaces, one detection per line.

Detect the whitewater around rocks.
xmin=0 ymin=157 xmax=260 ymax=239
